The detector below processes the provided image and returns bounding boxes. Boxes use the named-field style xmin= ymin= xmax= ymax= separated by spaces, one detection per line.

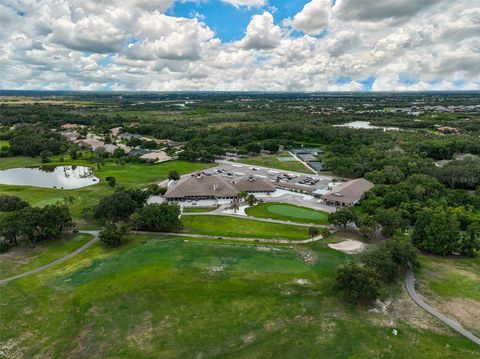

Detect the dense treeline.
xmin=0 ymin=195 xmax=72 ymax=251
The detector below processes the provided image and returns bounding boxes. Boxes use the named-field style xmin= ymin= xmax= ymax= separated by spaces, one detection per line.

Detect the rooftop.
xmin=322 ymin=178 xmax=374 ymax=205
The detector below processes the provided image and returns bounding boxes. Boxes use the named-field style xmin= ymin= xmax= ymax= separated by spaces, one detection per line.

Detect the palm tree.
xmin=308 ymin=226 xmax=319 ymax=239
xmin=246 ymin=194 xmax=258 ymax=207
xmin=130 ymin=212 xmax=141 ymax=234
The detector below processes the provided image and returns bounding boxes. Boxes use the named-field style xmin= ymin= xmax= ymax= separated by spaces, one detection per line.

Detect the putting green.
xmin=246 ymin=202 xmax=329 ymax=224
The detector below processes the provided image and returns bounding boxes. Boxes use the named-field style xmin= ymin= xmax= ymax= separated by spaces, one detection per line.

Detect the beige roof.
xmin=165 ymin=175 xmax=239 ymax=199
xmin=322 ymin=178 xmax=374 ymax=205
xmin=140 ymin=151 xmax=171 ymax=162
xmin=232 ymin=178 xmax=275 ymax=192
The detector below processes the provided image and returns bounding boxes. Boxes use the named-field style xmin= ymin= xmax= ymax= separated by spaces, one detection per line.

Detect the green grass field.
xmin=237 ymin=152 xmax=314 ymax=174
xmin=246 ymin=202 xmax=329 ymax=224
xmin=181 ymin=215 xmax=311 ymax=240
xmin=0 ymin=233 xmax=92 ymax=279
xmin=0 ymin=157 xmax=214 ymax=229
xmin=0 ymin=140 xmax=9 ymax=148
xmin=0 ymin=235 xmax=477 ymax=358
xmin=182 ymin=206 xmax=218 ymax=213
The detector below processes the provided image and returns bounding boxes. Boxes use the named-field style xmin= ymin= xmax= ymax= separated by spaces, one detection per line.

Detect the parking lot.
xmin=211 ymin=160 xmax=336 ymax=195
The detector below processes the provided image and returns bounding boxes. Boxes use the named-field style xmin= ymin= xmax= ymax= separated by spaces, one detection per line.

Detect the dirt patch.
xmin=434 ymin=298 xmax=480 ymax=335
xmin=328 ymin=239 xmax=366 ymax=254
xmin=127 ymin=313 xmax=154 ymax=349
xmin=296 ymin=248 xmax=318 ymax=264
xmin=293 ymin=278 xmax=311 ymax=286
xmin=368 ymin=290 xmax=449 ymax=335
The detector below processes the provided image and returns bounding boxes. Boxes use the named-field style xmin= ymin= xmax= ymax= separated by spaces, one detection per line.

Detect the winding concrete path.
xmin=0 ymin=231 xmax=100 ymax=285
xmin=135 ymin=230 xmax=323 ymax=244
xmin=181 ymin=212 xmax=332 ymax=228
xmin=406 ymin=270 xmax=480 ymax=346
xmin=0 ymin=227 xmax=322 ymax=285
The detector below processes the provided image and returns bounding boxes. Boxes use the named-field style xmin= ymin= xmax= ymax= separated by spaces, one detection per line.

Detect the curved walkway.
xmin=136 ymin=230 xmax=323 ymax=244
xmin=181 ymin=212 xmax=332 ymax=228
xmin=0 ymin=231 xmax=100 ymax=285
xmin=406 ymin=270 xmax=480 ymax=346
xmin=0 ymin=227 xmax=322 ymax=285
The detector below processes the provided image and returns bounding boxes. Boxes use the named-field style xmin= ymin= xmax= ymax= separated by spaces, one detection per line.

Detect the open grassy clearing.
xmin=181 ymin=215 xmax=311 ymax=240
xmin=416 ymin=254 xmax=480 ymax=337
xmin=246 ymin=202 xmax=329 ymax=224
xmin=0 ymin=157 xmax=214 ymax=229
xmin=236 ymin=152 xmax=314 ymax=174
xmin=0 ymin=233 xmax=92 ymax=279
xmin=0 ymin=235 xmax=477 ymax=358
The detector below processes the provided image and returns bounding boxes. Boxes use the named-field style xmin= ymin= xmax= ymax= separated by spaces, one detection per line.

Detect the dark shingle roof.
xmin=165 ymin=175 xmax=238 ymax=199
xmin=322 ymin=178 xmax=374 ymax=205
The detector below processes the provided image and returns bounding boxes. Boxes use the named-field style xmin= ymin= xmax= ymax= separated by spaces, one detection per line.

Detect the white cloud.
xmin=239 ymin=11 xmax=282 ymax=50
xmin=333 ymin=0 xmax=440 ymax=22
xmin=286 ymin=0 xmax=331 ymax=35
xmin=221 ymin=0 xmax=267 ymax=8
xmin=0 ymin=0 xmax=479 ymax=91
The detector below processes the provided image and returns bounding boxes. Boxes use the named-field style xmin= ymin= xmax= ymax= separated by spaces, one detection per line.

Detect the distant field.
xmin=0 ymin=235 xmax=477 ymax=358
xmin=181 ymin=215 xmax=311 ymax=240
xmin=237 ymin=152 xmax=314 ymax=174
xmin=246 ymin=202 xmax=329 ymax=224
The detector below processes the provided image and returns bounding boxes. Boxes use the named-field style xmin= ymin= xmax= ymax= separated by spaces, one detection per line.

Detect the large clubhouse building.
xmin=164 ymin=172 xmax=373 ymax=207
xmin=164 ymin=173 xmax=275 ymax=202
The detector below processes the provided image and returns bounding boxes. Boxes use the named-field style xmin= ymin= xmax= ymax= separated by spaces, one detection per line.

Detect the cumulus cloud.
xmin=221 ymin=0 xmax=266 ymax=8
xmin=285 ymin=0 xmax=331 ymax=35
xmin=239 ymin=11 xmax=282 ymax=50
xmin=0 ymin=0 xmax=479 ymax=91
xmin=333 ymin=0 xmax=440 ymax=22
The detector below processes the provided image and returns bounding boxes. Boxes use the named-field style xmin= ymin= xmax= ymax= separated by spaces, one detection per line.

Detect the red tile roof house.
xmin=61 ymin=123 xmax=87 ymax=130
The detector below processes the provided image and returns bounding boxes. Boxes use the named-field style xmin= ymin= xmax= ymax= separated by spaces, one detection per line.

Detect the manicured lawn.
xmin=237 ymin=152 xmax=314 ymax=174
xmin=0 ymin=157 xmax=215 ymax=229
xmin=0 ymin=235 xmax=477 ymax=358
xmin=246 ymin=202 xmax=329 ymax=224
xmin=181 ymin=215 xmax=311 ymax=240
xmin=182 ymin=206 xmax=218 ymax=213
xmin=0 ymin=233 xmax=92 ymax=279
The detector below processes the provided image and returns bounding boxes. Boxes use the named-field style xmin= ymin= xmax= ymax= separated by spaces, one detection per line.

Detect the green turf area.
xmin=0 ymin=233 xmax=92 ymax=279
xmin=0 ymin=157 xmax=215 ymax=229
xmin=237 ymin=152 xmax=314 ymax=174
xmin=0 ymin=140 xmax=9 ymax=148
xmin=182 ymin=207 xmax=218 ymax=213
xmin=419 ymin=255 xmax=480 ymax=302
xmin=246 ymin=202 xmax=329 ymax=224
xmin=0 ymin=235 xmax=477 ymax=358
xmin=181 ymin=215 xmax=311 ymax=240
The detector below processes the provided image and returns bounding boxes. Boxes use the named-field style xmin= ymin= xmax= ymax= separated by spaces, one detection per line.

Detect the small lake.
xmin=334 ymin=121 xmax=400 ymax=131
xmin=0 ymin=166 xmax=99 ymax=189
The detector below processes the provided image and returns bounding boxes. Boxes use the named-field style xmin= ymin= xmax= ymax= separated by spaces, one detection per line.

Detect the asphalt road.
xmin=406 ymin=270 xmax=480 ymax=346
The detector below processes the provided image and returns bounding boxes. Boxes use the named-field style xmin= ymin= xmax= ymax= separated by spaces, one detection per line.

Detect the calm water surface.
xmin=0 ymin=166 xmax=98 ymax=189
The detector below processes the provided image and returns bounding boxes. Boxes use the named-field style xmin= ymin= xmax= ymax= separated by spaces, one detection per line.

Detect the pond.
xmin=333 ymin=121 xmax=400 ymax=131
xmin=0 ymin=166 xmax=99 ymax=189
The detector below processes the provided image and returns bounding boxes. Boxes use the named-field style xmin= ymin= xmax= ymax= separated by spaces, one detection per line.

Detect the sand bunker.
xmin=328 ymin=239 xmax=366 ymax=254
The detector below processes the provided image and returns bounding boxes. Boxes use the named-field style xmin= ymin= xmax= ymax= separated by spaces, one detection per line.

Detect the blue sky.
xmin=170 ymin=1 xmax=310 ymax=42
